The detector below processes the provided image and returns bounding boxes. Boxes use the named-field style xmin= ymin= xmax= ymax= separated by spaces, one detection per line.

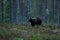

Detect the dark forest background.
xmin=0 ymin=0 xmax=60 ymax=25
xmin=0 ymin=0 xmax=60 ymax=40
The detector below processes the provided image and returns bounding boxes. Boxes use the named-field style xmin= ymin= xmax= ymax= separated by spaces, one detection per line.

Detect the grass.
xmin=0 ymin=23 xmax=60 ymax=40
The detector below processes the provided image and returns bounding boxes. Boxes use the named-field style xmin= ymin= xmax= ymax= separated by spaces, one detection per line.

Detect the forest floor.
xmin=0 ymin=23 xmax=60 ymax=40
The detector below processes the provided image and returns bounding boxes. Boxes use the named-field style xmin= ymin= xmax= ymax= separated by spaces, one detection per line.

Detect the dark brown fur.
xmin=28 ymin=17 xmax=42 ymax=26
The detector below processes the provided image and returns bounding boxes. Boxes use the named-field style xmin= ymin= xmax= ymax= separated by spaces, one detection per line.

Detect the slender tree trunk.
xmin=1 ymin=0 xmax=4 ymax=23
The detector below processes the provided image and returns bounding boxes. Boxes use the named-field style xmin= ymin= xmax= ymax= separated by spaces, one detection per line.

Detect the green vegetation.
xmin=0 ymin=24 xmax=60 ymax=40
xmin=3 ymin=0 xmax=9 ymax=23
